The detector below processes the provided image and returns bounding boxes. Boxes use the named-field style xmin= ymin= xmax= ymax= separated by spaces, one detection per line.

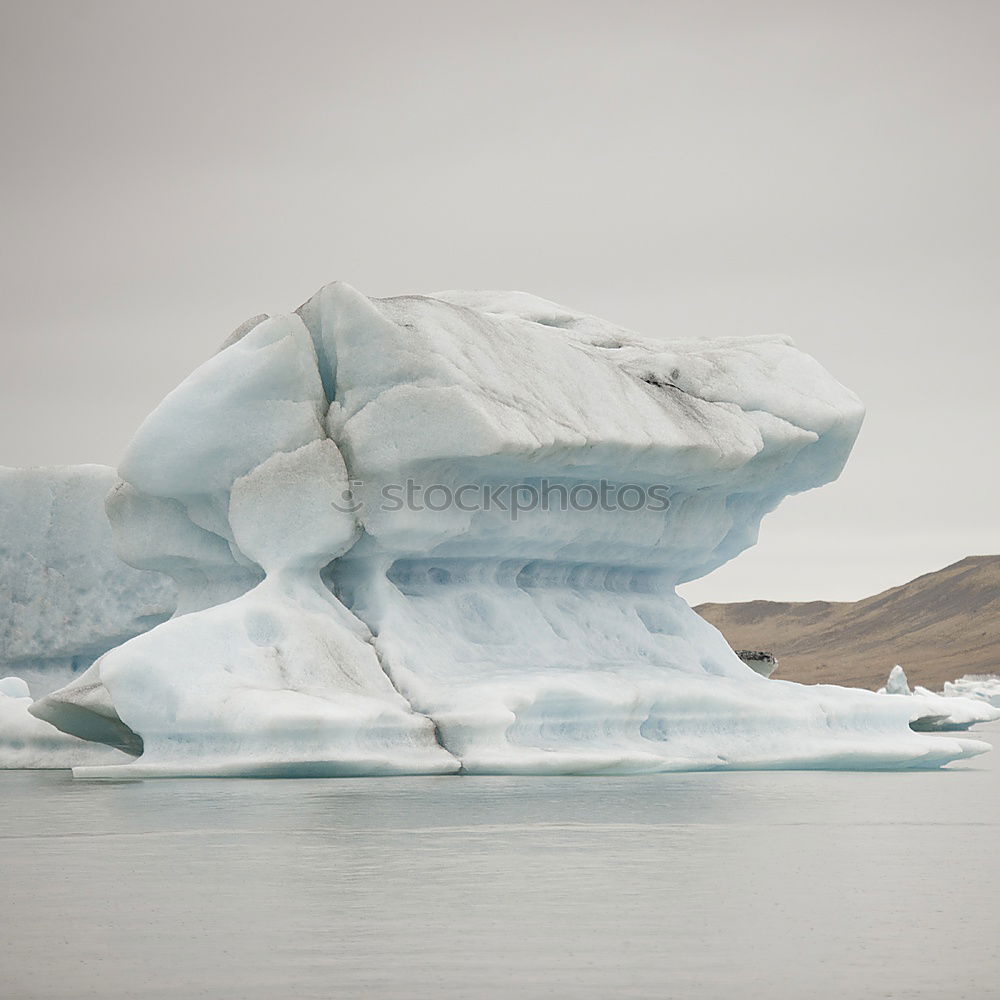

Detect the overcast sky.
xmin=1 ymin=1 xmax=996 ymax=604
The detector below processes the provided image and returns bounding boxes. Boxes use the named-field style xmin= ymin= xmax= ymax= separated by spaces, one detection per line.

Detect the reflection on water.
xmin=4 ymin=722 xmax=999 ymax=1000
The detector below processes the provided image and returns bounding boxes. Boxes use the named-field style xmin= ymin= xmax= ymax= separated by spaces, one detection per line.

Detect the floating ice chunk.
xmin=879 ymin=665 xmax=912 ymax=696
xmin=34 ymin=284 xmax=990 ymax=775
xmin=907 ymin=687 xmax=1000 ymax=731
xmin=877 ymin=665 xmax=1000 ymax=731
xmin=942 ymin=675 xmax=1000 ymax=708
xmin=0 ymin=465 xmax=175 ymax=694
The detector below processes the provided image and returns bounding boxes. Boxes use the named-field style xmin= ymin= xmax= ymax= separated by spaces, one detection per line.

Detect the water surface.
xmin=4 ymin=723 xmax=999 ymax=999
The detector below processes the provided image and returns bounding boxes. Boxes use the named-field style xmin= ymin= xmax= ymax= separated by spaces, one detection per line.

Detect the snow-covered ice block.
xmin=880 ymin=664 xmax=912 ymax=696
xmin=942 ymin=674 xmax=1000 ymax=708
xmin=0 ymin=465 xmax=175 ymax=694
xmin=36 ymin=283 xmax=989 ymax=775
xmin=876 ymin=665 xmax=1000 ymax=731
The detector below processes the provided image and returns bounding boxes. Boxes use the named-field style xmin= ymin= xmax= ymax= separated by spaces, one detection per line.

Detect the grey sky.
xmin=1 ymin=0 xmax=996 ymax=604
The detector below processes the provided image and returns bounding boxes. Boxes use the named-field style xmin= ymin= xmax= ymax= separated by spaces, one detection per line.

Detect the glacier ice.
xmin=876 ymin=665 xmax=1000 ymax=731
xmin=25 ymin=282 xmax=990 ymax=775
xmin=881 ymin=664 xmax=912 ymax=697
xmin=0 ymin=465 xmax=176 ymax=767
xmin=0 ymin=465 xmax=176 ymax=695
xmin=942 ymin=675 xmax=1000 ymax=708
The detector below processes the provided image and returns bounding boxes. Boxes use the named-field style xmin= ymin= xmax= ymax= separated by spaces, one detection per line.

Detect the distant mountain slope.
xmin=695 ymin=556 xmax=1000 ymax=690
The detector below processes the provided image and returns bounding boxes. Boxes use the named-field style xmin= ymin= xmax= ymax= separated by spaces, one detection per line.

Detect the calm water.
xmin=4 ymin=724 xmax=1000 ymax=1000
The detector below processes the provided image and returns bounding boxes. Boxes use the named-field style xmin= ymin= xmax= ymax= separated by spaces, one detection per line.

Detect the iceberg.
xmin=880 ymin=664 xmax=913 ymax=697
xmin=29 ymin=283 xmax=989 ymax=775
xmin=0 ymin=465 xmax=175 ymax=768
xmin=876 ymin=665 xmax=1000 ymax=731
xmin=942 ymin=674 xmax=1000 ymax=708
xmin=0 ymin=465 xmax=176 ymax=695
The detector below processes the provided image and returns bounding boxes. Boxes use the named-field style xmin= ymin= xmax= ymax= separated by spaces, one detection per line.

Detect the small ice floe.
xmin=877 ymin=665 xmax=1000 ymax=732
xmin=942 ymin=675 xmax=1000 ymax=709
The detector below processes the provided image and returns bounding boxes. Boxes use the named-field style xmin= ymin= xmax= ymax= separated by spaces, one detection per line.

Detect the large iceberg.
xmin=29 ymin=283 xmax=988 ymax=775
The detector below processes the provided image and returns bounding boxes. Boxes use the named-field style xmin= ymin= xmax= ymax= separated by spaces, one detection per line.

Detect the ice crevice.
xmin=19 ymin=282 xmax=989 ymax=775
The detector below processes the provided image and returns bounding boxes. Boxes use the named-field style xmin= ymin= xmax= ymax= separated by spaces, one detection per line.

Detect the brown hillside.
xmin=695 ymin=555 xmax=1000 ymax=690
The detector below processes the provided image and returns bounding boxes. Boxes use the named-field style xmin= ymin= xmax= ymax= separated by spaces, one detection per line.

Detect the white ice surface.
xmin=63 ymin=333 xmax=457 ymax=778
xmin=0 ymin=465 xmax=176 ymax=694
xmin=32 ymin=283 xmax=989 ymax=775
xmin=943 ymin=675 xmax=1000 ymax=708
xmin=880 ymin=664 xmax=912 ymax=696
xmin=876 ymin=665 xmax=1000 ymax=731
